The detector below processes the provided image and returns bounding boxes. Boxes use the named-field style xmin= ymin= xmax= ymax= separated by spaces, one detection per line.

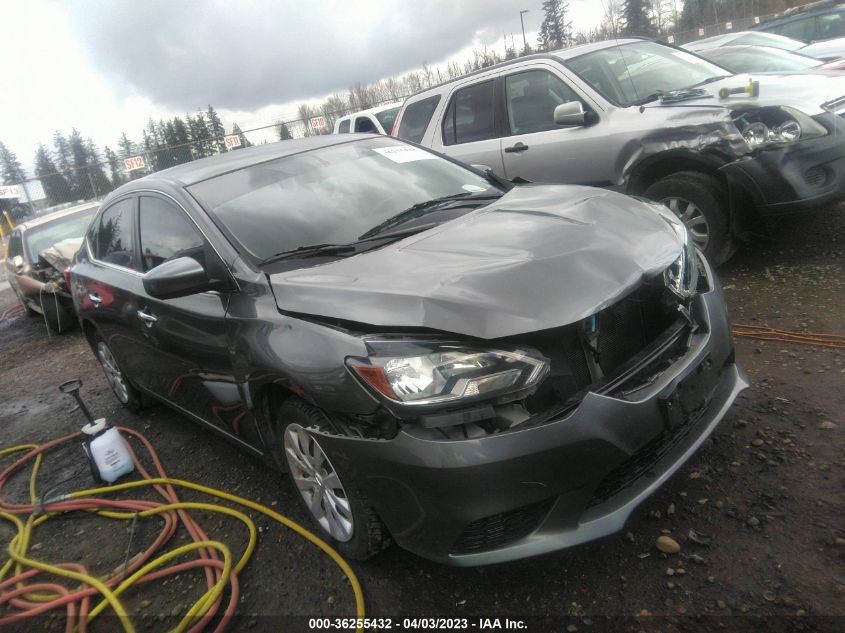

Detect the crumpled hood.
xmin=38 ymin=238 xmax=83 ymax=273
xmin=269 ymin=185 xmax=683 ymax=339
xmin=651 ymin=73 xmax=845 ymax=115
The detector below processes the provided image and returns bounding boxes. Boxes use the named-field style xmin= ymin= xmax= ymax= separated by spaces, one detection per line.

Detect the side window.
xmin=396 ymin=95 xmax=441 ymax=144
xmin=7 ymin=231 xmax=23 ymax=258
xmin=505 ymin=70 xmax=582 ymax=135
xmin=817 ymin=12 xmax=845 ymax=39
xmin=94 ymin=198 xmax=136 ymax=269
xmin=776 ymin=16 xmax=814 ymax=41
xmin=442 ymin=80 xmax=496 ymax=146
xmin=338 ymin=119 xmax=350 ymax=133
xmin=354 ymin=117 xmax=378 ymax=133
xmin=139 ymin=196 xmax=205 ymax=272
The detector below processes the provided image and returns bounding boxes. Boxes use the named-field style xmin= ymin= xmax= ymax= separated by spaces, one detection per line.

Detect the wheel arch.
xmin=626 ymin=150 xmax=728 ymax=197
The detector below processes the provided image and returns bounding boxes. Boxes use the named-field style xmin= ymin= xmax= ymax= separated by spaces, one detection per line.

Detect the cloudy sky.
xmin=2 ymin=0 xmax=606 ymax=172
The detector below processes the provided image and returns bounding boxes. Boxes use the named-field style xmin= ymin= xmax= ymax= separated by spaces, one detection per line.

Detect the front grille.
xmin=596 ymin=283 xmax=671 ymax=376
xmin=451 ymin=499 xmax=554 ymax=554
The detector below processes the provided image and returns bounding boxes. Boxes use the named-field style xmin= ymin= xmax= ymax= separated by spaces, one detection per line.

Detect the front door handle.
xmin=137 ymin=308 xmax=158 ymax=326
xmin=504 ymin=142 xmax=529 ymax=153
xmin=88 ymin=293 xmax=102 ymax=307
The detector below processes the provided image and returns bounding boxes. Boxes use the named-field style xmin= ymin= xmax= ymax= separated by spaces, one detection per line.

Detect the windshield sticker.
xmin=372 ymin=146 xmax=438 ymax=163
xmin=462 ymin=184 xmax=487 ymax=193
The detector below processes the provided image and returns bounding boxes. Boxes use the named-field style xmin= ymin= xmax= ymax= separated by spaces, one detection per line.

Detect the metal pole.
xmin=17 ymin=180 xmax=35 ymax=217
xmin=520 ymin=10 xmax=529 ymax=52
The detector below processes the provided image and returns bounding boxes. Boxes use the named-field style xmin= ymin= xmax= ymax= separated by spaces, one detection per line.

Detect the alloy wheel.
xmin=97 ymin=341 xmax=129 ymax=404
xmin=662 ymin=196 xmax=710 ymax=250
xmin=283 ymin=423 xmax=354 ymax=542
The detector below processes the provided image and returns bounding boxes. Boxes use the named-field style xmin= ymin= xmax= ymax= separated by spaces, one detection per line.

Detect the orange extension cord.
xmin=732 ymin=323 xmax=845 ymax=350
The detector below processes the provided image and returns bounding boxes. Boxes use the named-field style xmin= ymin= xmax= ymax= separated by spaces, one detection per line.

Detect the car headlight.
xmin=733 ymin=106 xmax=828 ymax=149
xmin=347 ymin=341 xmax=549 ymax=407
xmin=663 ymin=221 xmax=700 ymax=300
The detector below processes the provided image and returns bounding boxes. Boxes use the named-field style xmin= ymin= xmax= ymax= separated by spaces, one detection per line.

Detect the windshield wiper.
xmin=259 ymin=243 xmax=357 ymax=265
xmin=358 ymin=192 xmax=502 ymax=241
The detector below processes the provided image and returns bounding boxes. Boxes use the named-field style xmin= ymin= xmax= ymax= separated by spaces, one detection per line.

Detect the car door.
xmin=499 ymin=65 xmax=613 ymax=186
xmin=431 ymin=78 xmax=506 ymax=174
xmin=130 ymin=193 xmax=240 ymax=432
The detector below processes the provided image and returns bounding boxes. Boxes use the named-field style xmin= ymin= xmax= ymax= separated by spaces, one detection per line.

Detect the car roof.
xmin=17 ymin=201 xmax=99 ymax=233
xmin=402 ymin=38 xmax=647 ymax=102
xmin=339 ymin=103 xmax=402 ymax=120
xmin=755 ymin=0 xmax=844 ymax=26
xmin=113 ymin=135 xmax=369 ymax=189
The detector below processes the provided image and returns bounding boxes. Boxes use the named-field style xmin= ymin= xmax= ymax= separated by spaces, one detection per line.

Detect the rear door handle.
xmin=504 ymin=142 xmax=529 ymax=153
xmin=88 ymin=293 xmax=102 ymax=306
xmin=137 ymin=308 xmax=158 ymax=326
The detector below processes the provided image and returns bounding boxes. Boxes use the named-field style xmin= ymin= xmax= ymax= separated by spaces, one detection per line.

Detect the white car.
xmin=333 ymin=103 xmax=401 ymax=135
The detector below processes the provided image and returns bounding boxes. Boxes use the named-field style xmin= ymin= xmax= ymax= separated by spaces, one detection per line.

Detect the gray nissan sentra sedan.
xmin=71 ymin=135 xmax=748 ymax=565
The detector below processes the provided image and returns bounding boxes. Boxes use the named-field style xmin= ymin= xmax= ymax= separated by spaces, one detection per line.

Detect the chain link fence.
xmin=666 ymin=14 xmax=773 ymax=45
xmin=1 ymin=96 xmax=405 ymax=230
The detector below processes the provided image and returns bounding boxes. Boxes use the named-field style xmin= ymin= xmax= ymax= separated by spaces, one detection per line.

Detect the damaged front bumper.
xmin=314 ymin=257 xmax=748 ymax=565
xmin=721 ymin=112 xmax=845 ymax=216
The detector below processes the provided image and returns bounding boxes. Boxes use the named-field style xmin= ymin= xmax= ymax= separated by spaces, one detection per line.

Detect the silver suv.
xmin=393 ymin=38 xmax=845 ymax=263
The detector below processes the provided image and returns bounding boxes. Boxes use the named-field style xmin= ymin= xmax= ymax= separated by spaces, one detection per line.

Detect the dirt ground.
xmin=0 ymin=205 xmax=843 ymax=633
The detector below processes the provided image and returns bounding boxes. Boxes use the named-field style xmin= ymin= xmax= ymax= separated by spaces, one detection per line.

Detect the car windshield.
xmin=705 ymin=46 xmax=821 ymax=73
xmin=374 ymin=106 xmax=400 ymax=132
xmin=24 ymin=208 xmax=96 ymax=262
xmin=567 ymin=41 xmax=729 ymax=106
xmin=188 ymin=137 xmax=502 ymax=263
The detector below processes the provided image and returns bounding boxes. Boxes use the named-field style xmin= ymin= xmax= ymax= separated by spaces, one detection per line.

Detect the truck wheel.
xmin=644 ymin=172 xmax=736 ymax=265
xmin=275 ymin=397 xmax=390 ymax=560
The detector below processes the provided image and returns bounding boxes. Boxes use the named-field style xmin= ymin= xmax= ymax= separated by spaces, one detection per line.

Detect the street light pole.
xmin=519 ymin=10 xmax=529 ymax=52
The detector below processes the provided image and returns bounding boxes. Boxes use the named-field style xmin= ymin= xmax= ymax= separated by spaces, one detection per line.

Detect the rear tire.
xmin=644 ymin=171 xmax=735 ymax=265
xmin=274 ymin=397 xmax=390 ymax=560
xmin=94 ymin=334 xmax=146 ymax=413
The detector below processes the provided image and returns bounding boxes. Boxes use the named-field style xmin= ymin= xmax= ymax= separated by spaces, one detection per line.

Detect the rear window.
xmin=374 ymin=106 xmax=400 ymax=133
xmin=338 ymin=119 xmax=350 ymax=133
xmin=94 ymin=198 xmax=136 ymax=269
xmin=24 ymin=208 xmax=97 ymax=263
xmin=396 ymin=95 xmax=441 ymax=143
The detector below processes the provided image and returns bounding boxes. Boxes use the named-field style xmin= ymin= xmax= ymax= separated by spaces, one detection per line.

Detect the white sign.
xmin=698 ymin=28 xmax=705 ymax=36
xmin=124 ymin=156 xmax=146 ymax=171
xmin=371 ymin=146 xmax=437 ymax=164
xmin=310 ymin=115 xmax=327 ymax=130
xmin=754 ymin=16 xmax=760 ymax=24
xmin=224 ymin=134 xmax=242 ymax=150
xmin=0 ymin=185 xmax=23 ymax=199
xmin=667 ymin=34 xmax=675 ymax=43
xmin=726 ymin=21 xmax=733 ymax=30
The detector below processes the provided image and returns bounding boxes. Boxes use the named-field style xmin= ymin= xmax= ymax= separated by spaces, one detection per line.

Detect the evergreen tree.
xmin=34 ymin=145 xmax=73 ymax=204
xmin=277 ymin=122 xmax=293 ymax=141
xmin=52 ymin=131 xmax=79 ymax=196
xmin=206 ymin=105 xmax=226 ymax=153
xmin=232 ymin=123 xmax=252 ymax=149
xmin=188 ymin=112 xmax=213 ymax=158
xmin=171 ymin=117 xmax=193 ymax=165
xmin=0 ymin=141 xmax=26 ymax=185
xmin=103 ymin=146 xmax=125 ymax=189
xmin=621 ymin=0 xmax=656 ymax=36
xmin=537 ymin=0 xmax=572 ymax=51
xmin=67 ymin=130 xmax=92 ymax=198
xmin=85 ymin=138 xmax=113 ymax=197
xmin=117 ymin=132 xmax=135 ymax=158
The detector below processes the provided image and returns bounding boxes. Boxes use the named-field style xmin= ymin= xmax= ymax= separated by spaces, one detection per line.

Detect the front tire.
xmin=644 ymin=171 xmax=735 ymax=265
xmin=275 ymin=397 xmax=390 ymax=560
xmin=94 ymin=334 xmax=145 ymax=413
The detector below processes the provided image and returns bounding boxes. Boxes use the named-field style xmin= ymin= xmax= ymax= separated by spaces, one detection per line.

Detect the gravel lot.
xmin=0 ymin=204 xmax=843 ymax=633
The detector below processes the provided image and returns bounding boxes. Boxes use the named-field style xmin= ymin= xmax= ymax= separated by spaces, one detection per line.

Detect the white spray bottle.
xmin=81 ymin=419 xmax=135 ymax=483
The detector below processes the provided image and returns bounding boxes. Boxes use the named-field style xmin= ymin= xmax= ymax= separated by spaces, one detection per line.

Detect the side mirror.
xmin=143 ymin=256 xmax=211 ymax=300
xmin=554 ymin=101 xmax=588 ymax=127
xmin=11 ymin=255 xmax=24 ymax=274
